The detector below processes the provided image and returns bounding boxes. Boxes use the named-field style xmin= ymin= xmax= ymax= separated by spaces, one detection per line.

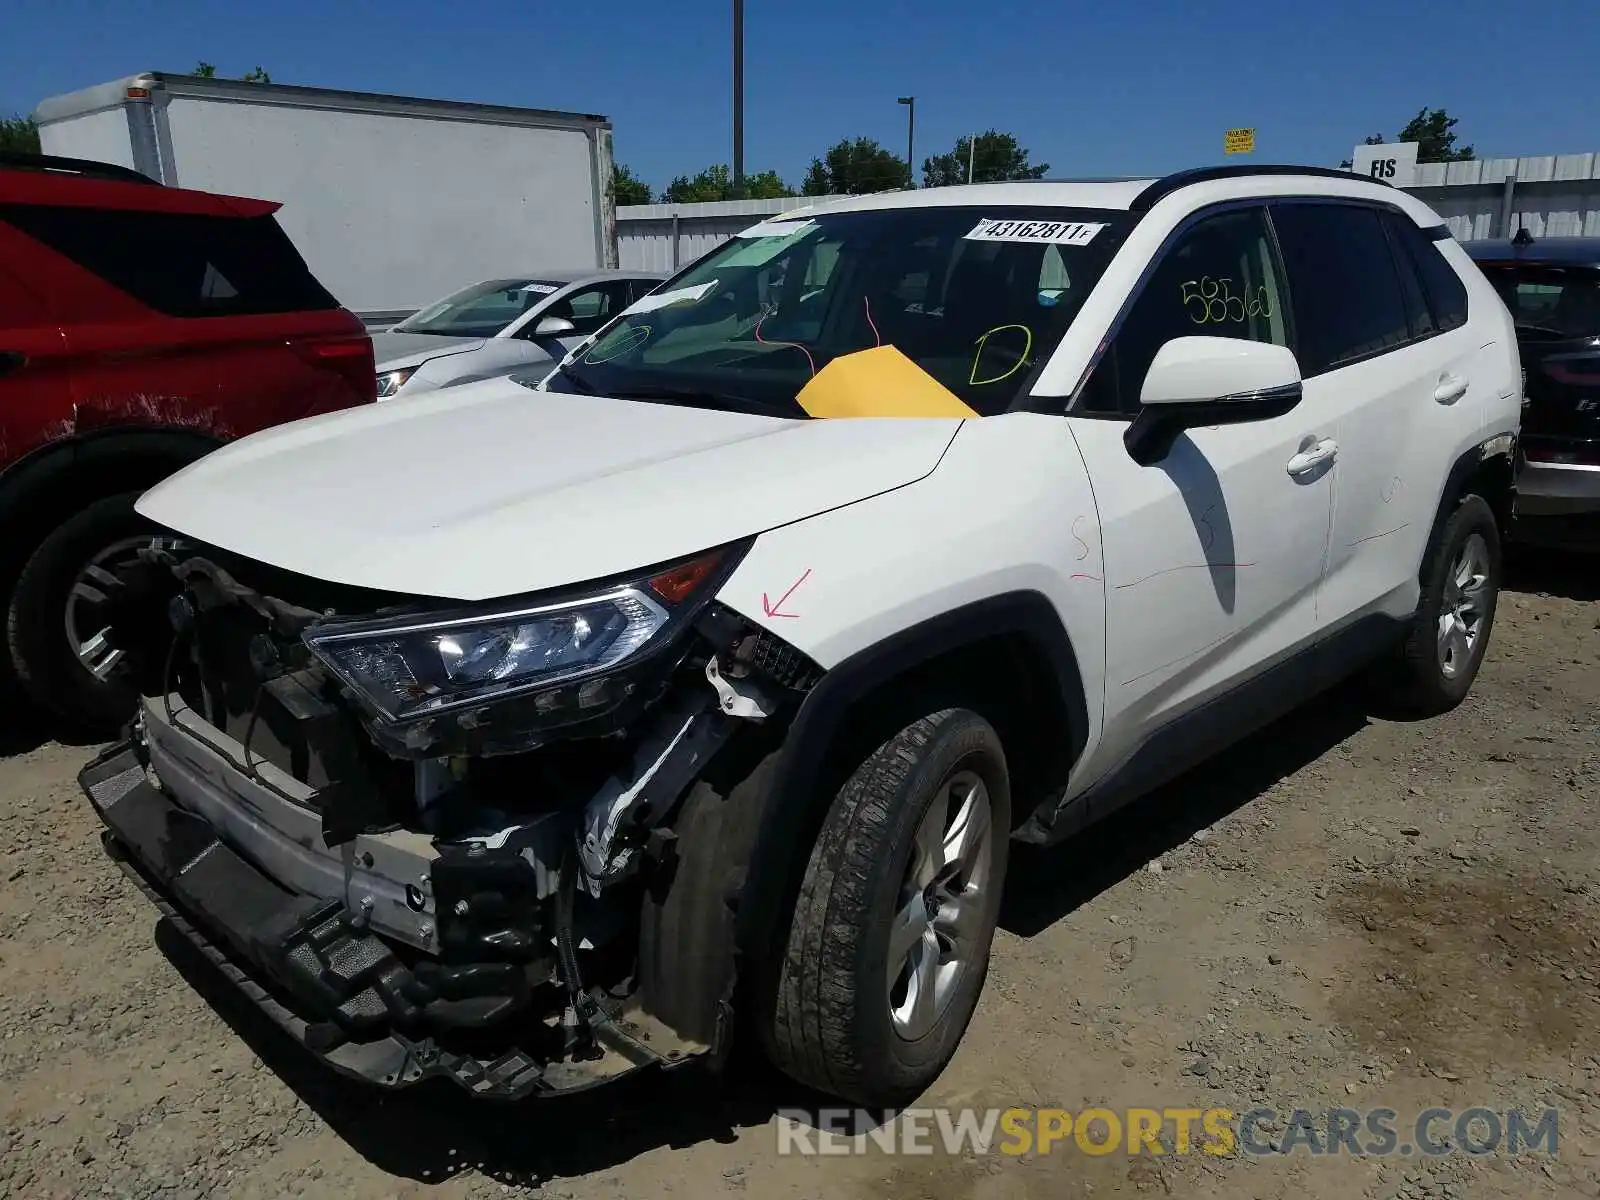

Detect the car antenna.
xmin=1512 ymin=226 xmax=1535 ymax=247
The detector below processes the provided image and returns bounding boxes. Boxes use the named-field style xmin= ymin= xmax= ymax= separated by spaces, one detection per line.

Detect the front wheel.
xmin=6 ymin=492 xmax=157 ymax=732
xmin=764 ymin=708 xmax=1010 ymax=1107
xmin=1381 ymin=492 xmax=1502 ymax=716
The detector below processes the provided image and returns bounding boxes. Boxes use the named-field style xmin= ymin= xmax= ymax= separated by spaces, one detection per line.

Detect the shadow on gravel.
xmin=146 ymin=672 xmax=1393 ymax=1183
xmin=0 ymin=703 xmax=102 ymax=760
xmin=149 ymin=679 xmax=1380 ymax=1185
xmin=154 ymin=920 xmax=822 ymax=1187
xmin=1504 ymin=542 xmax=1600 ymax=603
xmin=1001 ymin=677 xmax=1373 ymax=938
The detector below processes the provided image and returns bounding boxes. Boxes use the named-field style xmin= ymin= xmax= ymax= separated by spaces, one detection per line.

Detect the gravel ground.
xmin=1 ymin=550 xmax=1596 ymax=1200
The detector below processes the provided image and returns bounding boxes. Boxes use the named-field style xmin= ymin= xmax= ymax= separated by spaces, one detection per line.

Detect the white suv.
xmin=81 ymin=166 xmax=1520 ymax=1109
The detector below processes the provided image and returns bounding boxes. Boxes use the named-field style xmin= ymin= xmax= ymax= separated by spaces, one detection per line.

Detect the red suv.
xmin=0 ymin=152 xmax=376 ymax=730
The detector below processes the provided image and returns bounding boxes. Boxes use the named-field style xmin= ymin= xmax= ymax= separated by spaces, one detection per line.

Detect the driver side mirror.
xmin=1124 ymin=336 xmax=1303 ymax=466
xmin=534 ymin=315 xmax=577 ymax=338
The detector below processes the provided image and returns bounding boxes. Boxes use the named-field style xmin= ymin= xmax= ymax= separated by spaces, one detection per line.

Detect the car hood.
xmin=136 ymin=377 xmax=963 ymax=601
xmin=371 ymin=331 xmax=488 ymax=369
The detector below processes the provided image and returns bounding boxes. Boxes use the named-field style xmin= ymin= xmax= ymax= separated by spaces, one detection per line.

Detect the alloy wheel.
xmin=887 ymin=769 xmax=995 ymax=1041
xmin=1437 ymin=532 xmax=1490 ymax=679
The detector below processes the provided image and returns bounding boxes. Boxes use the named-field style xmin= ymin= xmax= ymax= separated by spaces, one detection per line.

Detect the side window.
xmin=802 ymin=239 xmax=843 ymax=292
xmin=1381 ymin=211 xmax=1437 ymax=340
xmin=546 ymin=282 xmax=631 ymax=336
xmin=0 ymin=206 xmax=339 ymax=318
xmin=1396 ymin=222 xmax=1469 ymax=332
xmin=1271 ymin=203 xmax=1411 ymax=374
xmin=1037 ymin=244 xmax=1071 ymax=301
xmin=1078 ymin=206 xmax=1288 ymax=415
xmin=878 ymin=234 xmax=946 ymax=314
xmin=627 ymin=278 xmax=661 ymax=304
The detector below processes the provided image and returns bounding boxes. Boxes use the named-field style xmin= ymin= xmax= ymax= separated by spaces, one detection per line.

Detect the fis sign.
xmin=1351 ymin=141 xmax=1419 ymax=188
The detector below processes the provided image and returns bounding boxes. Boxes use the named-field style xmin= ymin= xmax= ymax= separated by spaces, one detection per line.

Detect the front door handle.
xmin=1286 ymin=437 xmax=1338 ymax=477
xmin=1434 ymin=374 xmax=1469 ymax=404
xmin=0 ymin=350 xmax=26 ymax=378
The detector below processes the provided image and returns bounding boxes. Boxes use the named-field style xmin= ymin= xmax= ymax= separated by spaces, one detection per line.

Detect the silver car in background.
xmin=371 ymin=269 xmax=664 ymax=399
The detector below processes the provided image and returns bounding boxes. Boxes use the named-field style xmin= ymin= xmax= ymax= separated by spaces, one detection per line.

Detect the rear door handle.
xmin=0 ymin=350 xmax=26 ymax=378
xmin=1434 ymin=374 xmax=1469 ymax=404
xmin=1286 ymin=437 xmax=1338 ymax=477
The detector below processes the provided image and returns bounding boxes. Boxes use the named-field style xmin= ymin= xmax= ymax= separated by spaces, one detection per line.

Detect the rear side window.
xmin=1380 ymin=212 xmax=1437 ymax=340
xmin=1390 ymin=216 xmax=1469 ymax=332
xmin=1271 ymin=202 xmax=1410 ymax=375
xmin=0 ymin=205 xmax=339 ymax=318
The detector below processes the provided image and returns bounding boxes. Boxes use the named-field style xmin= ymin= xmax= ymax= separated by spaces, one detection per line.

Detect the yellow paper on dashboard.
xmin=796 ymin=345 xmax=979 ymax=419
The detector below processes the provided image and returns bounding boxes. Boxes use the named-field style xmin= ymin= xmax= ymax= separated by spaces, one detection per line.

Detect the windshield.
xmin=396 ymin=277 xmax=566 ymax=337
xmin=1479 ymin=263 xmax=1600 ymax=341
xmin=543 ymin=206 xmax=1130 ymax=417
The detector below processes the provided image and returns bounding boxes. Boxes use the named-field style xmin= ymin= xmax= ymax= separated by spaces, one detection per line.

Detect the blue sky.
xmin=5 ymin=0 xmax=1599 ymax=193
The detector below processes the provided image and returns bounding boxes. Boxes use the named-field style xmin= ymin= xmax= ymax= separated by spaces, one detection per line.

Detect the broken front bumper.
xmin=79 ymin=704 xmax=693 ymax=1100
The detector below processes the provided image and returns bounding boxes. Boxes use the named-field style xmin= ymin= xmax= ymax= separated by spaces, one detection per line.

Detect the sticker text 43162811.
xmin=964 ymin=219 xmax=1107 ymax=247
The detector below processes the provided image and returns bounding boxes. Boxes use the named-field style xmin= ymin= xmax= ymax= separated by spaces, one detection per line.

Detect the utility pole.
xmin=898 ymin=96 xmax=915 ymax=188
xmin=732 ymin=0 xmax=745 ymax=198
xmin=967 ymin=132 xmax=976 ymax=184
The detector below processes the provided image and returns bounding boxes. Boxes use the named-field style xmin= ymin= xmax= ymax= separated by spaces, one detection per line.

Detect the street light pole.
xmin=732 ymin=0 xmax=745 ymax=198
xmin=897 ymin=96 xmax=915 ymax=188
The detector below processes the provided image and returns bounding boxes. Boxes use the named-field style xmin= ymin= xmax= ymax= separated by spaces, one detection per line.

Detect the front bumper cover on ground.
xmin=79 ymin=742 xmax=681 ymax=1100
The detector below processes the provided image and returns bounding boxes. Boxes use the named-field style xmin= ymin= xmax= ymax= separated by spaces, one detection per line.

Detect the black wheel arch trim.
xmin=730 ymin=589 xmax=1090 ymax=965
xmin=1420 ymin=434 xmax=1516 ymax=582
xmin=0 ymin=426 xmax=224 ymax=563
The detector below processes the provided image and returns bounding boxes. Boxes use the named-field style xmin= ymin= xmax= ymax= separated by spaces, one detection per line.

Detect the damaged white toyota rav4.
xmin=83 ymin=166 xmax=1521 ymax=1107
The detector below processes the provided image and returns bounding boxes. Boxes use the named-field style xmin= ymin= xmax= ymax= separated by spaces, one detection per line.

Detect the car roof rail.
xmin=0 ymin=151 xmax=159 ymax=185
xmin=1130 ymin=164 xmax=1386 ymax=212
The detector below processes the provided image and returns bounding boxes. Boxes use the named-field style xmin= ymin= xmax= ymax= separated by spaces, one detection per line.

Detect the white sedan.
xmin=371 ymin=269 xmax=664 ymax=399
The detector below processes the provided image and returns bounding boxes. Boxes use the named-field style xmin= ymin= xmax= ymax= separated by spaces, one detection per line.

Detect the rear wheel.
xmin=764 ymin=708 xmax=1010 ymax=1107
xmin=1381 ymin=492 xmax=1502 ymax=716
xmin=6 ymin=492 xmax=156 ymax=732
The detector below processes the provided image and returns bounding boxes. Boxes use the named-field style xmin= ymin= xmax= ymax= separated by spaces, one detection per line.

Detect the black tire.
xmin=7 ymin=492 xmax=153 ymax=732
xmin=764 ymin=708 xmax=1010 ymax=1107
xmin=1381 ymin=492 xmax=1502 ymax=717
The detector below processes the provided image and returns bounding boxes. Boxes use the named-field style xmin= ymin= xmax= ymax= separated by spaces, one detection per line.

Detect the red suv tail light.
xmin=290 ymin=333 xmax=377 ymax=404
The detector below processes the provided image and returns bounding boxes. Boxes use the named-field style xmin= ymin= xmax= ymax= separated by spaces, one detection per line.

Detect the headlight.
xmin=375 ymin=366 xmax=417 ymax=398
xmin=304 ymin=549 xmax=733 ymax=724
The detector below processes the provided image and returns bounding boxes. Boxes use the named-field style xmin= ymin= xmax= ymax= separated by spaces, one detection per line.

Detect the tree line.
xmin=612 ymin=128 xmax=1050 ymax=205
xmin=621 ymin=108 xmax=1482 ymax=206
xmin=1341 ymin=108 xmax=1474 ymax=168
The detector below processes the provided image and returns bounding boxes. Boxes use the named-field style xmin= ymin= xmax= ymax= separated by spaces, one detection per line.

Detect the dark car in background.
xmin=0 ymin=152 xmax=377 ymax=730
xmin=1466 ymin=234 xmax=1600 ymax=548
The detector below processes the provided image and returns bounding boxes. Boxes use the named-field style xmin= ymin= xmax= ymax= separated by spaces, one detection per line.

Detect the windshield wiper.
xmin=553 ymin=361 xmax=598 ymax=393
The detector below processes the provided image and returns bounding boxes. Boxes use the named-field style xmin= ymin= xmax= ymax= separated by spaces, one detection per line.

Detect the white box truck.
xmin=34 ymin=73 xmax=618 ymax=320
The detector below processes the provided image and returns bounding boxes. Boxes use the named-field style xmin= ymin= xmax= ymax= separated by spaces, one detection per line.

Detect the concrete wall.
xmin=1409 ymin=153 xmax=1600 ymax=241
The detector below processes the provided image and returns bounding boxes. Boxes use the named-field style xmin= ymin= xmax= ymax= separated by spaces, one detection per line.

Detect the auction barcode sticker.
xmin=964 ymin=218 xmax=1106 ymax=246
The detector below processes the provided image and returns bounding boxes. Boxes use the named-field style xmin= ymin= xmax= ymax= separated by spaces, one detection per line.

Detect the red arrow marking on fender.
xmin=762 ymin=568 xmax=811 ymax=619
